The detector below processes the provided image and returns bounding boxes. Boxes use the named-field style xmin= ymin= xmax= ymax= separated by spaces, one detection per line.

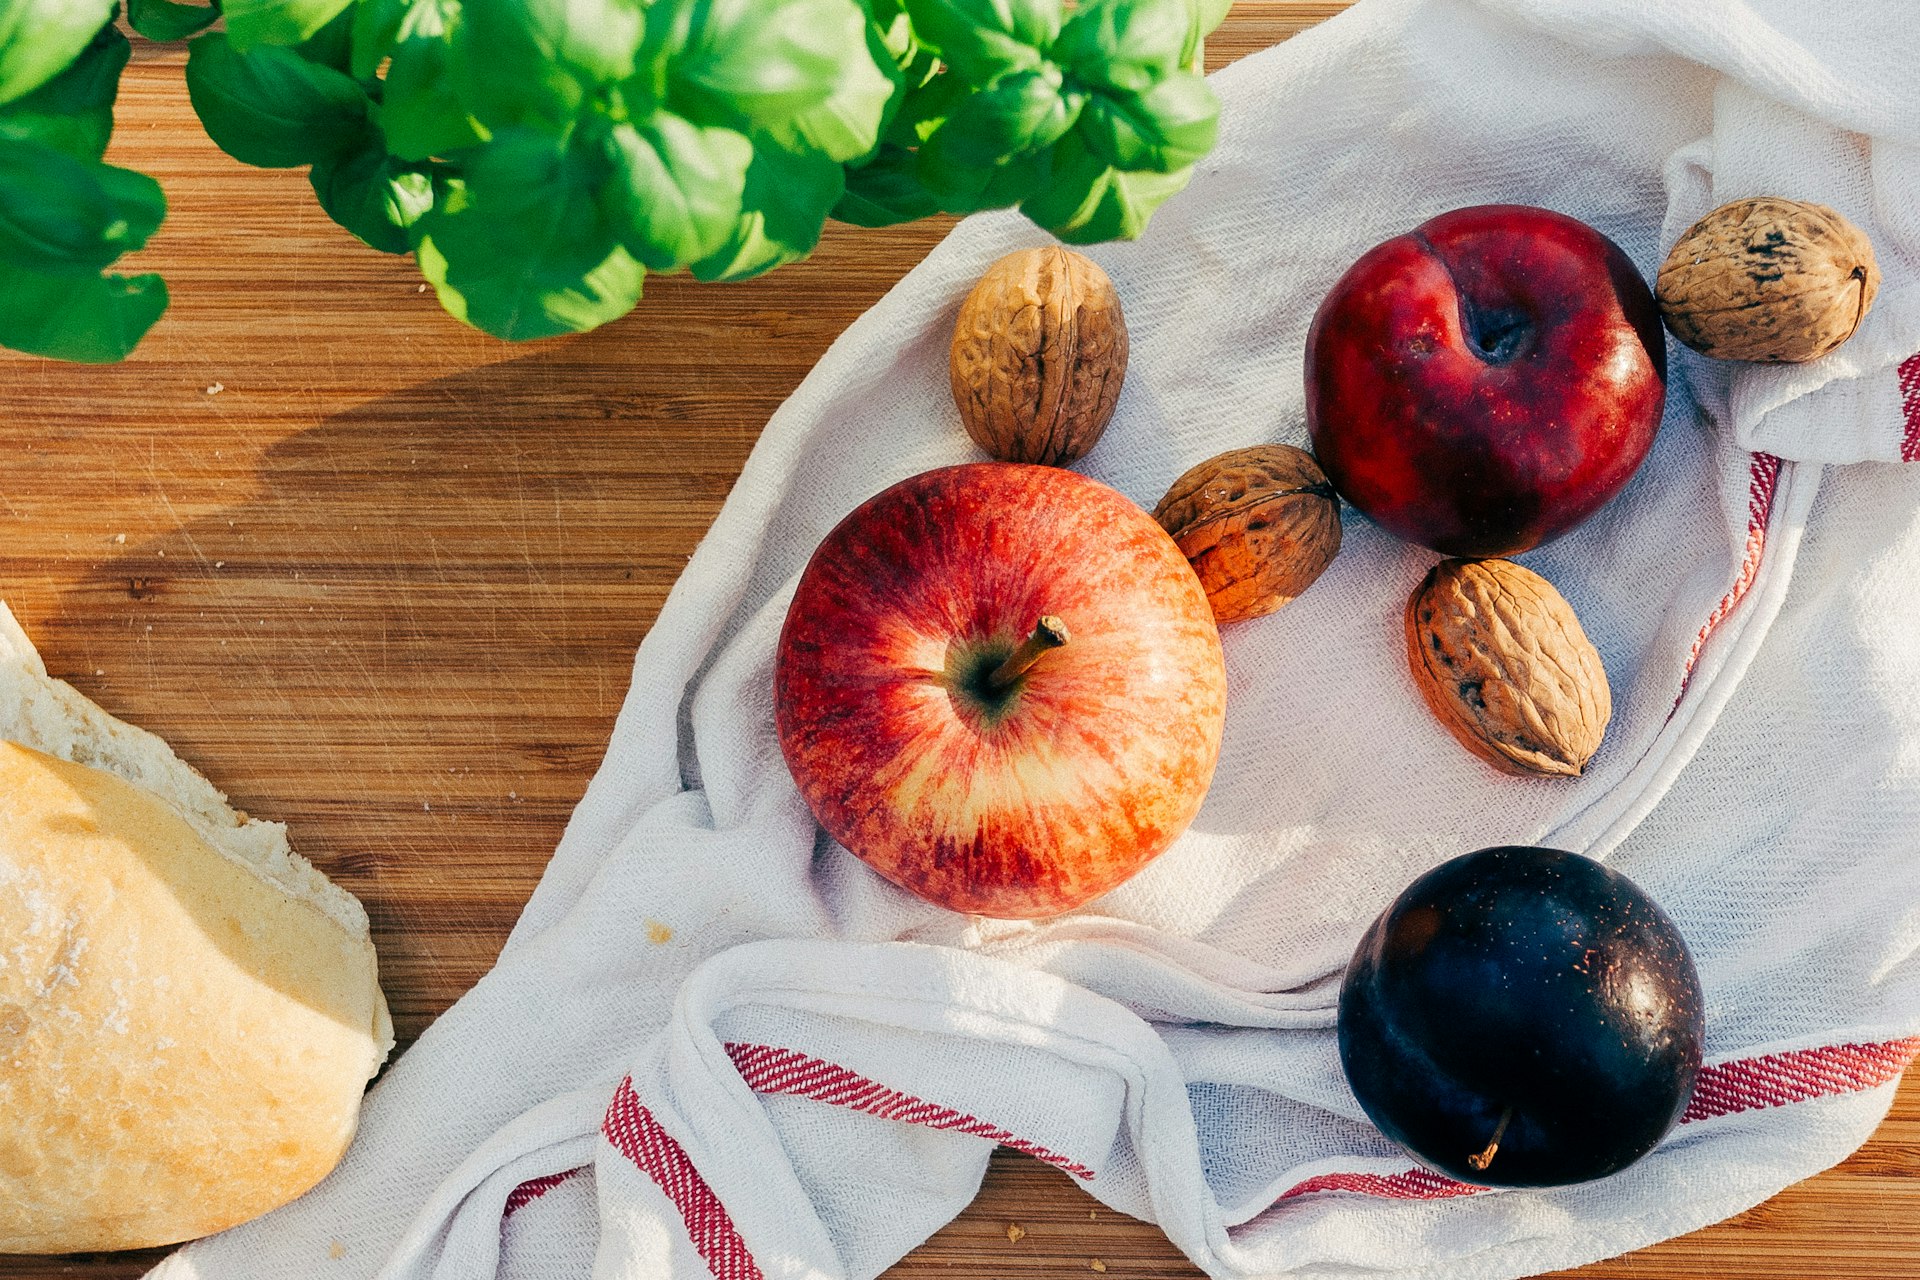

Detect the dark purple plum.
xmin=1337 ymin=846 xmax=1704 ymax=1187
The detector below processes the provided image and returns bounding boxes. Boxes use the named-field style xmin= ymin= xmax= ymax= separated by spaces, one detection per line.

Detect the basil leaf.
xmin=1020 ymin=128 xmax=1189 ymax=241
xmin=0 ymin=0 xmax=114 ymax=105
xmin=1185 ymin=0 xmax=1230 ymax=70
xmin=380 ymin=0 xmax=487 ymax=161
xmin=669 ymin=0 xmax=847 ymax=134
xmin=1078 ymin=72 xmax=1214 ymax=173
xmin=0 ymin=265 xmax=166 ymax=362
xmin=293 ymin=4 xmax=357 ymax=70
xmin=0 ymin=19 xmax=127 ymax=159
xmin=600 ymin=113 xmax=750 ymax=271
xmin=1054 ymin=0 xmax=1187 ymax=96
xmin=452 ymin=0 xmax=642 ymax=129
xmin=186 ymin=32 xmax=373 ymax=168
xmin=310 ymin=145 xmax=431 ymax=253
xmin=900 ymin=0 xmax=1056 ymax=83
xmin=881 ymin=61 xmax=966 ymax=147
xmin=689 ymin=136 xmax=841 ymax=282
xmin=126 ymin=0 xmax=219 ymax=42
xmin=918 ymin=66 xmax=1076 ymax=169
xmin=753 ymin=0 xmax=894 ymax=165
xmin=0 ymin=138 xmax=164 ymax=274
xmin=413 ymin=131 xmax=645 ymax=338
xmin=834 ymin=143 xmax=939 ymax=227
xmin=915 ymin=129 xmax=1041 ymax=212
xmin=870 ymin=0 xmax=915 ymax=66
xmin=349 ymin=0 xmax=412 ymax=77
xmin=224 ymin=0 xmax=355 ymax=52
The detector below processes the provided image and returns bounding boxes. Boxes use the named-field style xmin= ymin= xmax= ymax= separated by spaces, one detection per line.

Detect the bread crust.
xmin=0 ymin=606 xmax=390 ymax=1253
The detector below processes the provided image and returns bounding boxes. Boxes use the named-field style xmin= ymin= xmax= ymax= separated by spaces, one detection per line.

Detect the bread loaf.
xmin=0 ymin=605 xmax=391 ymax=1253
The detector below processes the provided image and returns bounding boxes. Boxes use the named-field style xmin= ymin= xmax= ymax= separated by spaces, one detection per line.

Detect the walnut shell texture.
xmin=1154 ymin=444 xmax=1342 ymax=623
xmin=1656 ymin=196 xmax=1879 ymax=363
xmin=1406 ymin=559 xmax=1611 ymax=778
xmin=949 ymin=246 xmax=1129 ymax=466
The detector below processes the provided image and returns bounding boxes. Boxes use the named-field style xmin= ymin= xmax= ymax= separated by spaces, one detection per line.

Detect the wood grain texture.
xmin=1 ymin=3 xmax=1912 ymax=1276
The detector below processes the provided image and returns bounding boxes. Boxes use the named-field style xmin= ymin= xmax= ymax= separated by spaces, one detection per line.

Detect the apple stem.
xmin=988 ymin=616 xmax=1071 ymax=690
xmin=1467 ymin=1106 xmax=1514 ymax=1173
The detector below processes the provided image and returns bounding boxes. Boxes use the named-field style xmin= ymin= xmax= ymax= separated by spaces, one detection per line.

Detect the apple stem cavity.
xmin=1461 ymin=298 xmax=1532 ymax=364
xmin=1467 ymin=1105 xmax=1515 ymax=1172
xmin=988 ymin=615 xmax=1071 ymax=691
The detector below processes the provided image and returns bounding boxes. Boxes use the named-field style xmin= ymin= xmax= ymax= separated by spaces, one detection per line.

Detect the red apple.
xmin=774 ymin=462 xmax=1227 ymax=919
xmin=1306 ymin=205 xmax=1666 ymax=557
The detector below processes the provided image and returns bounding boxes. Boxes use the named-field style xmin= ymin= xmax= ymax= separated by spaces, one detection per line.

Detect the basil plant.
xmin=175 ymin=0 xmax=1232 ymax=340
xmin=0 ymin=0 xmax=1229 ymax=356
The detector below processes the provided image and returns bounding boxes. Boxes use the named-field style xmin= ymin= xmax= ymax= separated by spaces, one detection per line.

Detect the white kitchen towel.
xmin=151 ymin=1 xmax=1920 ymax=1278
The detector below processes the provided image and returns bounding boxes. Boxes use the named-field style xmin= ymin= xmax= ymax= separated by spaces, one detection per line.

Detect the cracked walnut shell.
xmin=1656 ymin=197 xmax=1879 ymax=363
xmin=950 ymin=246 xmax=1128 ymax=466
xmin=1153 ymin=444 xmax=1341 ymax=624
xmin=1406 ymin=558 xmax=1611 ymax=778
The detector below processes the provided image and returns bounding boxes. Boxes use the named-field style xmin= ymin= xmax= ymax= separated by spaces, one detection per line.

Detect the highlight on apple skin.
xmin=773 ymin=462 xmax=1228 ymax=919
xmin=1306 ymin=204 xmax=1667 ymax=558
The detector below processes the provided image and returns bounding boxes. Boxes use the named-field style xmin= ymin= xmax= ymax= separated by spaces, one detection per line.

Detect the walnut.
xmin=1656 ymin=197 xmax=1879 ymax=362
xmin=1406 ymin=559 xmax=1611 ymax=778
xmin=1153 ymin=445 xmax=1342 ymax=624
xmin=949 ymin=246 xmax=1128 ymax=466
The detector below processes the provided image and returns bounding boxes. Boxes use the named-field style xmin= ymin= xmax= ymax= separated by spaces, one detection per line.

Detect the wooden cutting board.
xmin=2 ymin=4 xmax=1913 ymax=1276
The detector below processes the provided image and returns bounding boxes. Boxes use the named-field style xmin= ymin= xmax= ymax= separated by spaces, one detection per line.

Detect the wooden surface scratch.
xmin=0 ymin=4 xmax=1911 ymax=1277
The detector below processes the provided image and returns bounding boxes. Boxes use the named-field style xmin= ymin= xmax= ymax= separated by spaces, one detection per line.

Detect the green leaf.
xmin=1077 ymin=72 xmax=1214 ymax=173
xmin=380 ymin=1 xmax=487 ymax=160
xmin=669 ymin=0 xmax=849 ymax=134
xmin=915 ymin=77 xmax=1066 ymax=213
xmin=310 ymin=145 xmax=432 ymax=253
xmin=833 ymin=143 xmax=939 ymax=226
xmin=599 ymin=112 xmax=750 ymax=271
xmin=754 ymin=0 xmax=894 ymax=165
xmin=900 ymin=0 xmax=1056 ymax=83
xmin=186 ymin=32 xmax=373 ymax=168
xmin=127 ymin=0 xmax=219 ymax=42
xmin=0 ymin=265 xmax=166 ymax=361
xmin=452 ymin=0 xmax=642 ymax=128
xmin=0 ymin=0 xmax=114 ymax=105
xmin=917 ymin=139 xmax=1039 ymax=212
xmin=1186 ymin=0 xmax=1230 ymax=69
xmin=870 ymin=0 xmax=915 ymax=66
xmin=881 ymin=61 xmax=966 ymax=147
xmin=916 ymin=66 xmax=1076 ymax=169
xmin=0 ymin=20 xmax=127 ymax=159
xmin=350 ymin=0 xmax=413 ymax=76
xmin=689 ymin=136 xmax=840 ymax=282
xmin=1020 ymin=129 xmax=1189 ymax=242
xmin=0 ymin=138 xmax=164 ymax=274
xmin=412 ymin=131 xmax=646 ymax=339
xmin=224 ymin=0 xmax=355 ymax=51
xmin=1054 ymin=0 xmax=1188 ymax=95
xmin=294 ymin=3 xmax=357 ymax=70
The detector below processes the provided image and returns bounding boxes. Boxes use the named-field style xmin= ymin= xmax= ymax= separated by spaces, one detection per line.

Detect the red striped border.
xmin=1278 ymin=1166 xmax=1479 ymax=1202
xmin=1676 ymin=451 xmax=1782 ymax=703
xmin=1682 ymin=1037 xmax=1920 ymax=1123
xmin=1898 ymin=352 xmax=1920 ymax=463
xmin=725 ymin=1041 xmax=1097 ymax=1180
xmin=1275 ymin=1037 xmax=1920 ymax=1205
xmin=586 ymin=1036 xmax=1915 ymax=1275
xmin=602 ymin=1077 xmax=765 ymax=1280
xmin=503 ymin=1168 xmax=583 ymax=1219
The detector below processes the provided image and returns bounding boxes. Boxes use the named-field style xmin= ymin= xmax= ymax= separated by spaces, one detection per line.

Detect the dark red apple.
xmin=1306 ymin=205 xmax=1666 ymax=557
xmin=774 ymin=462 xmax=1227 ymax=919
